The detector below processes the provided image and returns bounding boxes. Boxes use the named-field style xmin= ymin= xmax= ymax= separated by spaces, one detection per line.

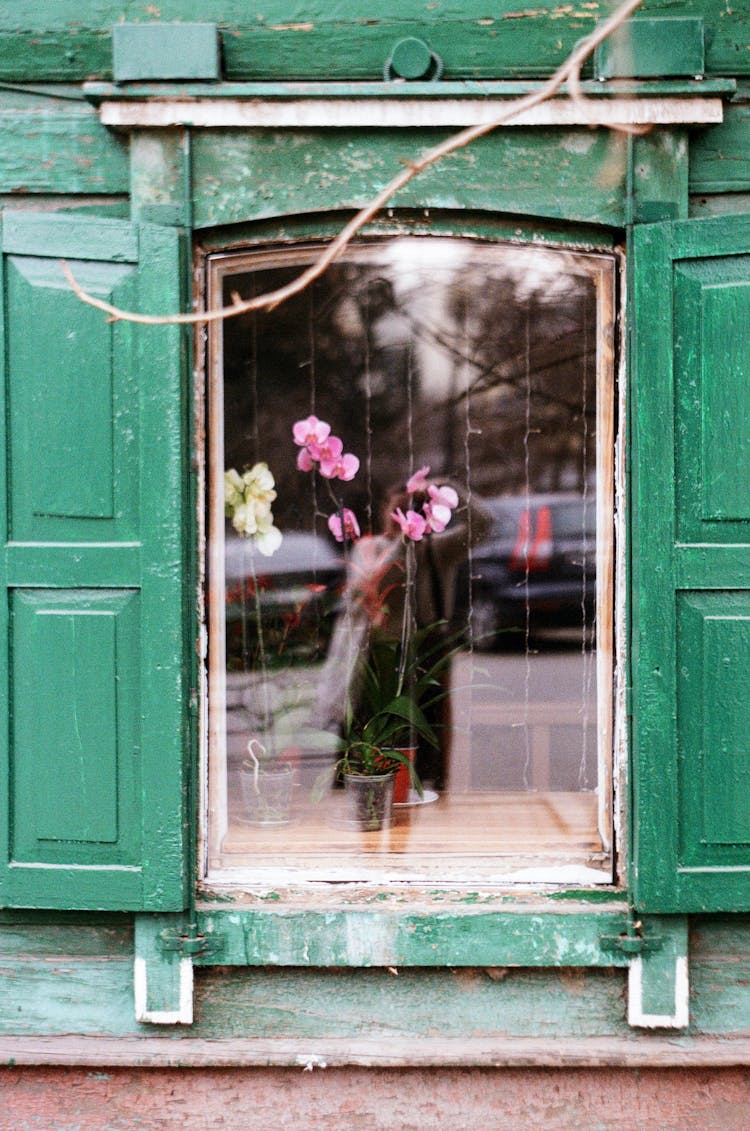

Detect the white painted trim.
xmin=628 ymin=954 xmax=690 ymax=1029
xmin=100 ymin=97 xmax=723 ymax=130
xmin=133 ymin=955 xmax=194 ymax=1025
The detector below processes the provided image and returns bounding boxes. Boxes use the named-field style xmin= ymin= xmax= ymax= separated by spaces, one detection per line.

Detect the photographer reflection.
xmin=314 ymin=467 xmax=490 ymax=792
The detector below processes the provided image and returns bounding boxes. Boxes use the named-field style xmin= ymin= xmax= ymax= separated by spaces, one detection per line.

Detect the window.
xmin=204 ymin=233 xmax=618 ymax=885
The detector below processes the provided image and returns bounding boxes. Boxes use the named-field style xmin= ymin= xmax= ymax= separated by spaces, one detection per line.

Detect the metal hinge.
xmin=600 ymin=927 xmax=663 ymax=956
xmin=158 ymin=923 xmax=224 ymax=958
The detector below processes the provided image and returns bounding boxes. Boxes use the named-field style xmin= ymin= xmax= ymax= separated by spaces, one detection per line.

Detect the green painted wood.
xmin=195 ymin=905 xmax=631 ymax=967
xmin=2 ymin=210 xmax=138 ymax=259
xmin=595 ymin=17 xmax=704 ymax=79
xmin=0 ymin=197 xmax=130 ymax=219
xmin=674 ymin=254 xmax=750 ymax=534
xmin=689 ymin=193 xmax=750 ymax=219
xmin=134 ymin=913 xmax=192 ymax=1024
xmin=0 ymin=2 xmax=748 ymax=81
xmin=5 ymin=544 xmax=140 ymax=589
xmin=112 ymin=23 xmax=219 ymax=82
xmin=191 ymin=127 xmax=629 ymax=229
xmin=632 ymin=212 xmax=750 ymax=914
xmin=629 ymin=129 xmax=688 ymax=223
xmin=0 ymin=214 xmax=189 ymax=912
xmin=690 ymin=105 xmax=750 ymax=195
xmin=84 ymin=78 xmax=738 ymax=100
xmin=629 ymin=914 xmax=688 ymax=1026
xmin=129 ymin=130 xmax=190 ymax=227
xmin=10 ymin=590 xmax=139 ymax=875
xmin=6 ymin=257 xmax=135 ymax=539
xmin=0 ymin=104 xmax=128 ymax=195
xmin=4 ymin=913 xmax=750 ymax=1045
xmin=678 ymin=595 xmax=750 ymax=856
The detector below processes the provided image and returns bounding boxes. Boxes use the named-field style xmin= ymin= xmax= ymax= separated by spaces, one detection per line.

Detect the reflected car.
xmin=224 ymin=531 xmax=344 ymax=666
xmin=454 ymin=493 xmax=597 ymax=650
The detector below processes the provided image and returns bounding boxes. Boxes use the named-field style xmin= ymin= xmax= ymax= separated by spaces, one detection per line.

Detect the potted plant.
xmin=292 ymin=417 xmax=466 ymax=825
xmin=309 ymin=624 xmax=457 ymax=828
xmin=239 ymin=738 xmax=295 ymax=827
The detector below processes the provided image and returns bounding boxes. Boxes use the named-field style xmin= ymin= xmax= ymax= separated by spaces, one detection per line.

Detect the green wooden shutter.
xmin=632 ymin=213 xmax=750 ymax=913
xmin=0 ymin=212 xmax=189 ymax=911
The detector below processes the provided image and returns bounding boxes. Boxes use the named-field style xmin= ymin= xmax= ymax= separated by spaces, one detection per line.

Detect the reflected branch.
xmin=61 ymin=0 xmax=644 ymax=327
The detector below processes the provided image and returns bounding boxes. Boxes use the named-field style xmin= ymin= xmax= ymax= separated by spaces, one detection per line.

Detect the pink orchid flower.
xmin=320 ymin=450 xmax=360 ymax=481
xmin=292 ymin=415 xmax=331 ymax=448
xmin=328 ymin=508 xmax=361 ymax=542
xmin=311 ymin=434 xmax=342 ymax=463
xmin=428 ymin=483 xmax=459 ymax=511
xmin=423 ymin=502 xmax=452 ymax=533
xmin=391 ymin=507 xmax=427 ymax=541
xmin=406 ymin=465 xmax=430 ymax=493
xmin=296 ymin=446 xmax=316 ymax=472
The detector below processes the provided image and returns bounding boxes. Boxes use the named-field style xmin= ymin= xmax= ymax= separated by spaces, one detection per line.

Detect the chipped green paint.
xmin=0 ymin=2 xmax=749 ymax=81
xmin=191 ymin=126 xmax=631 ymax=229
xmin=194 ymin=906 xmax=631 ymax=967
xmin=632 ymin=213 xmax=750 ymax=913
xmin=0 ymin=94 xmax=128 ymax=195
xmin=690 ymin=103 xmax=750 ymax=195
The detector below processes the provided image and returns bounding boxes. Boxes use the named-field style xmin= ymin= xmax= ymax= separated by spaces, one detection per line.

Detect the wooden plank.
xmin=0 ymin=107 xmax=128 ymax=195
xmin=9 ymin=1034 xmax=750 ymax=1068
xmin=5 ymin=544 xmax=141 ymax=589
xmin=99 ymin=96 xmax=723 ymax=129
xmin=191 ymin=127 xmax=630 ymax=229
xmin=195 ymin=901 xmax=629 ymax=967
xmin=1 ymin=2 xmax=749 ymax=81
xmin=220 ymin=792 xmax=604 ymax=859
xmin=84 ymin=79 xmax=740 ymax=99
xmin=136 ymin=224 xmax=191 ymax=913
xmin=690 ymin=105 xmax=750 ymax=194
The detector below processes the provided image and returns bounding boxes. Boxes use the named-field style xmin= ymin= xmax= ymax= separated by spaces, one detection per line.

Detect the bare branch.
xmin=62 ymin=0 xmax=644 ymax=327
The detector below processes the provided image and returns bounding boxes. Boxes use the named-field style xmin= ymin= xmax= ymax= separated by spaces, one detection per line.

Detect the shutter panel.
xmin=0 ymin=212 xmax=189 ymax=911
xmin=632 ymin=213 xmax=750 ymax=912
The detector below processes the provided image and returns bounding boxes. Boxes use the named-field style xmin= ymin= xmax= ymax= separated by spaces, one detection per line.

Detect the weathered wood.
xmin=9 ymin=1034 xmax=750 ymax=1067
xmin=690 ymin=104 xmax=750 ymax=194
xmin=632 ymin=213 xmax=750 ymax=913
xmin=0 ymin=216 xmax=190 ymax=912
xmin=629 ymin=128 xmax=688 ymax=221
xmin=98 ymin=96 xmax=723 ymax=129
xmin=194 ymin=905 xmax=630 ymax=968
xmin=0 ymin=103 xmax=128 ymax=194
xmin=191 ymin=127 xmax=631 ymax=229
xmin=1 ymin=2 xmax=749 ymax=81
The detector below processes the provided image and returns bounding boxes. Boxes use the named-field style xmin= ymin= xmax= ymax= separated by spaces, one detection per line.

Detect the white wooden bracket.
xmin=134 ymin=913 xmax=194 ymax=1025
xmin=627 ymin=915 xmax=689 ymax=1029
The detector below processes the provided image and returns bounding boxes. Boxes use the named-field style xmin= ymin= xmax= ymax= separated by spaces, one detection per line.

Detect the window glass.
xmin=205 ymin=237 xmax=616 ymax=883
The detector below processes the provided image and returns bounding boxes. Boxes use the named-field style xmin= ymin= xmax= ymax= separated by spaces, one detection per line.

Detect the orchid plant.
xmin=223 ymin=461 xmax=283 ymax=777
xmin=223 ymin=462 xmax=282 ymax=556
xmin=293 ymin=414 xmax=460 ymax=782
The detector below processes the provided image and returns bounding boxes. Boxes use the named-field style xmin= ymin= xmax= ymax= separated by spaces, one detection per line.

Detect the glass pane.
xmin=206 ymin=237 xmax=616 ymax=882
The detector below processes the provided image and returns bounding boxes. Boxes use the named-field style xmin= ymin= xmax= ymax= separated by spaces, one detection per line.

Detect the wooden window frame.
xmin=196 ymin=214 xmax=627 ymax=922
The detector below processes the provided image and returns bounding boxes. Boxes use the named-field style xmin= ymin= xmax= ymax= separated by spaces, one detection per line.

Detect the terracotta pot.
xmin=392 ymin=747 xmax=417 ymax=804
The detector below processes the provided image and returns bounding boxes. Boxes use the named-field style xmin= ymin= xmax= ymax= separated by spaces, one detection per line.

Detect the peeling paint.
xmin=268 ymin=23 xmax=315 ymax=32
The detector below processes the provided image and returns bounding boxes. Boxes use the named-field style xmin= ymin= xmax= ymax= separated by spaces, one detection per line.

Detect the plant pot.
xmin=392 ymin=747 xmax=417 ymax=804
xmin=342 ymin=771 xmax=394 ymax=832
xmin=240 ymin=760 xmax=294 ymax=826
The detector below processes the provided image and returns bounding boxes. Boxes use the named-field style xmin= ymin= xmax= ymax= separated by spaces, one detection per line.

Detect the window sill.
xmin=193 ymin=888 xmax=630 ymax=968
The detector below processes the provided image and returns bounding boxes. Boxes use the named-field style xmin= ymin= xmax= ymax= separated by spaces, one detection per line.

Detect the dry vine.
xmin=62 ymin=0 xmax=644 ymax=326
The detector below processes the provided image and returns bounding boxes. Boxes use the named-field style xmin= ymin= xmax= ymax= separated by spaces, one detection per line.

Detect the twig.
xmin=62 ymin=0 xmax=643 ymax=327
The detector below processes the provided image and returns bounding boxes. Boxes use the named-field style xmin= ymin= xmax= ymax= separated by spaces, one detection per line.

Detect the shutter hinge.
xmin=600 ymin=924 xmax=663 ymax=956
xmin=158 ymin=922 xmax=224 ymax=958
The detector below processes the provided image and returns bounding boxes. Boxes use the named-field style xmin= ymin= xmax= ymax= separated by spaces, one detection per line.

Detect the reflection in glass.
xmin=206 ymin=238 xmax=616 ymax=881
